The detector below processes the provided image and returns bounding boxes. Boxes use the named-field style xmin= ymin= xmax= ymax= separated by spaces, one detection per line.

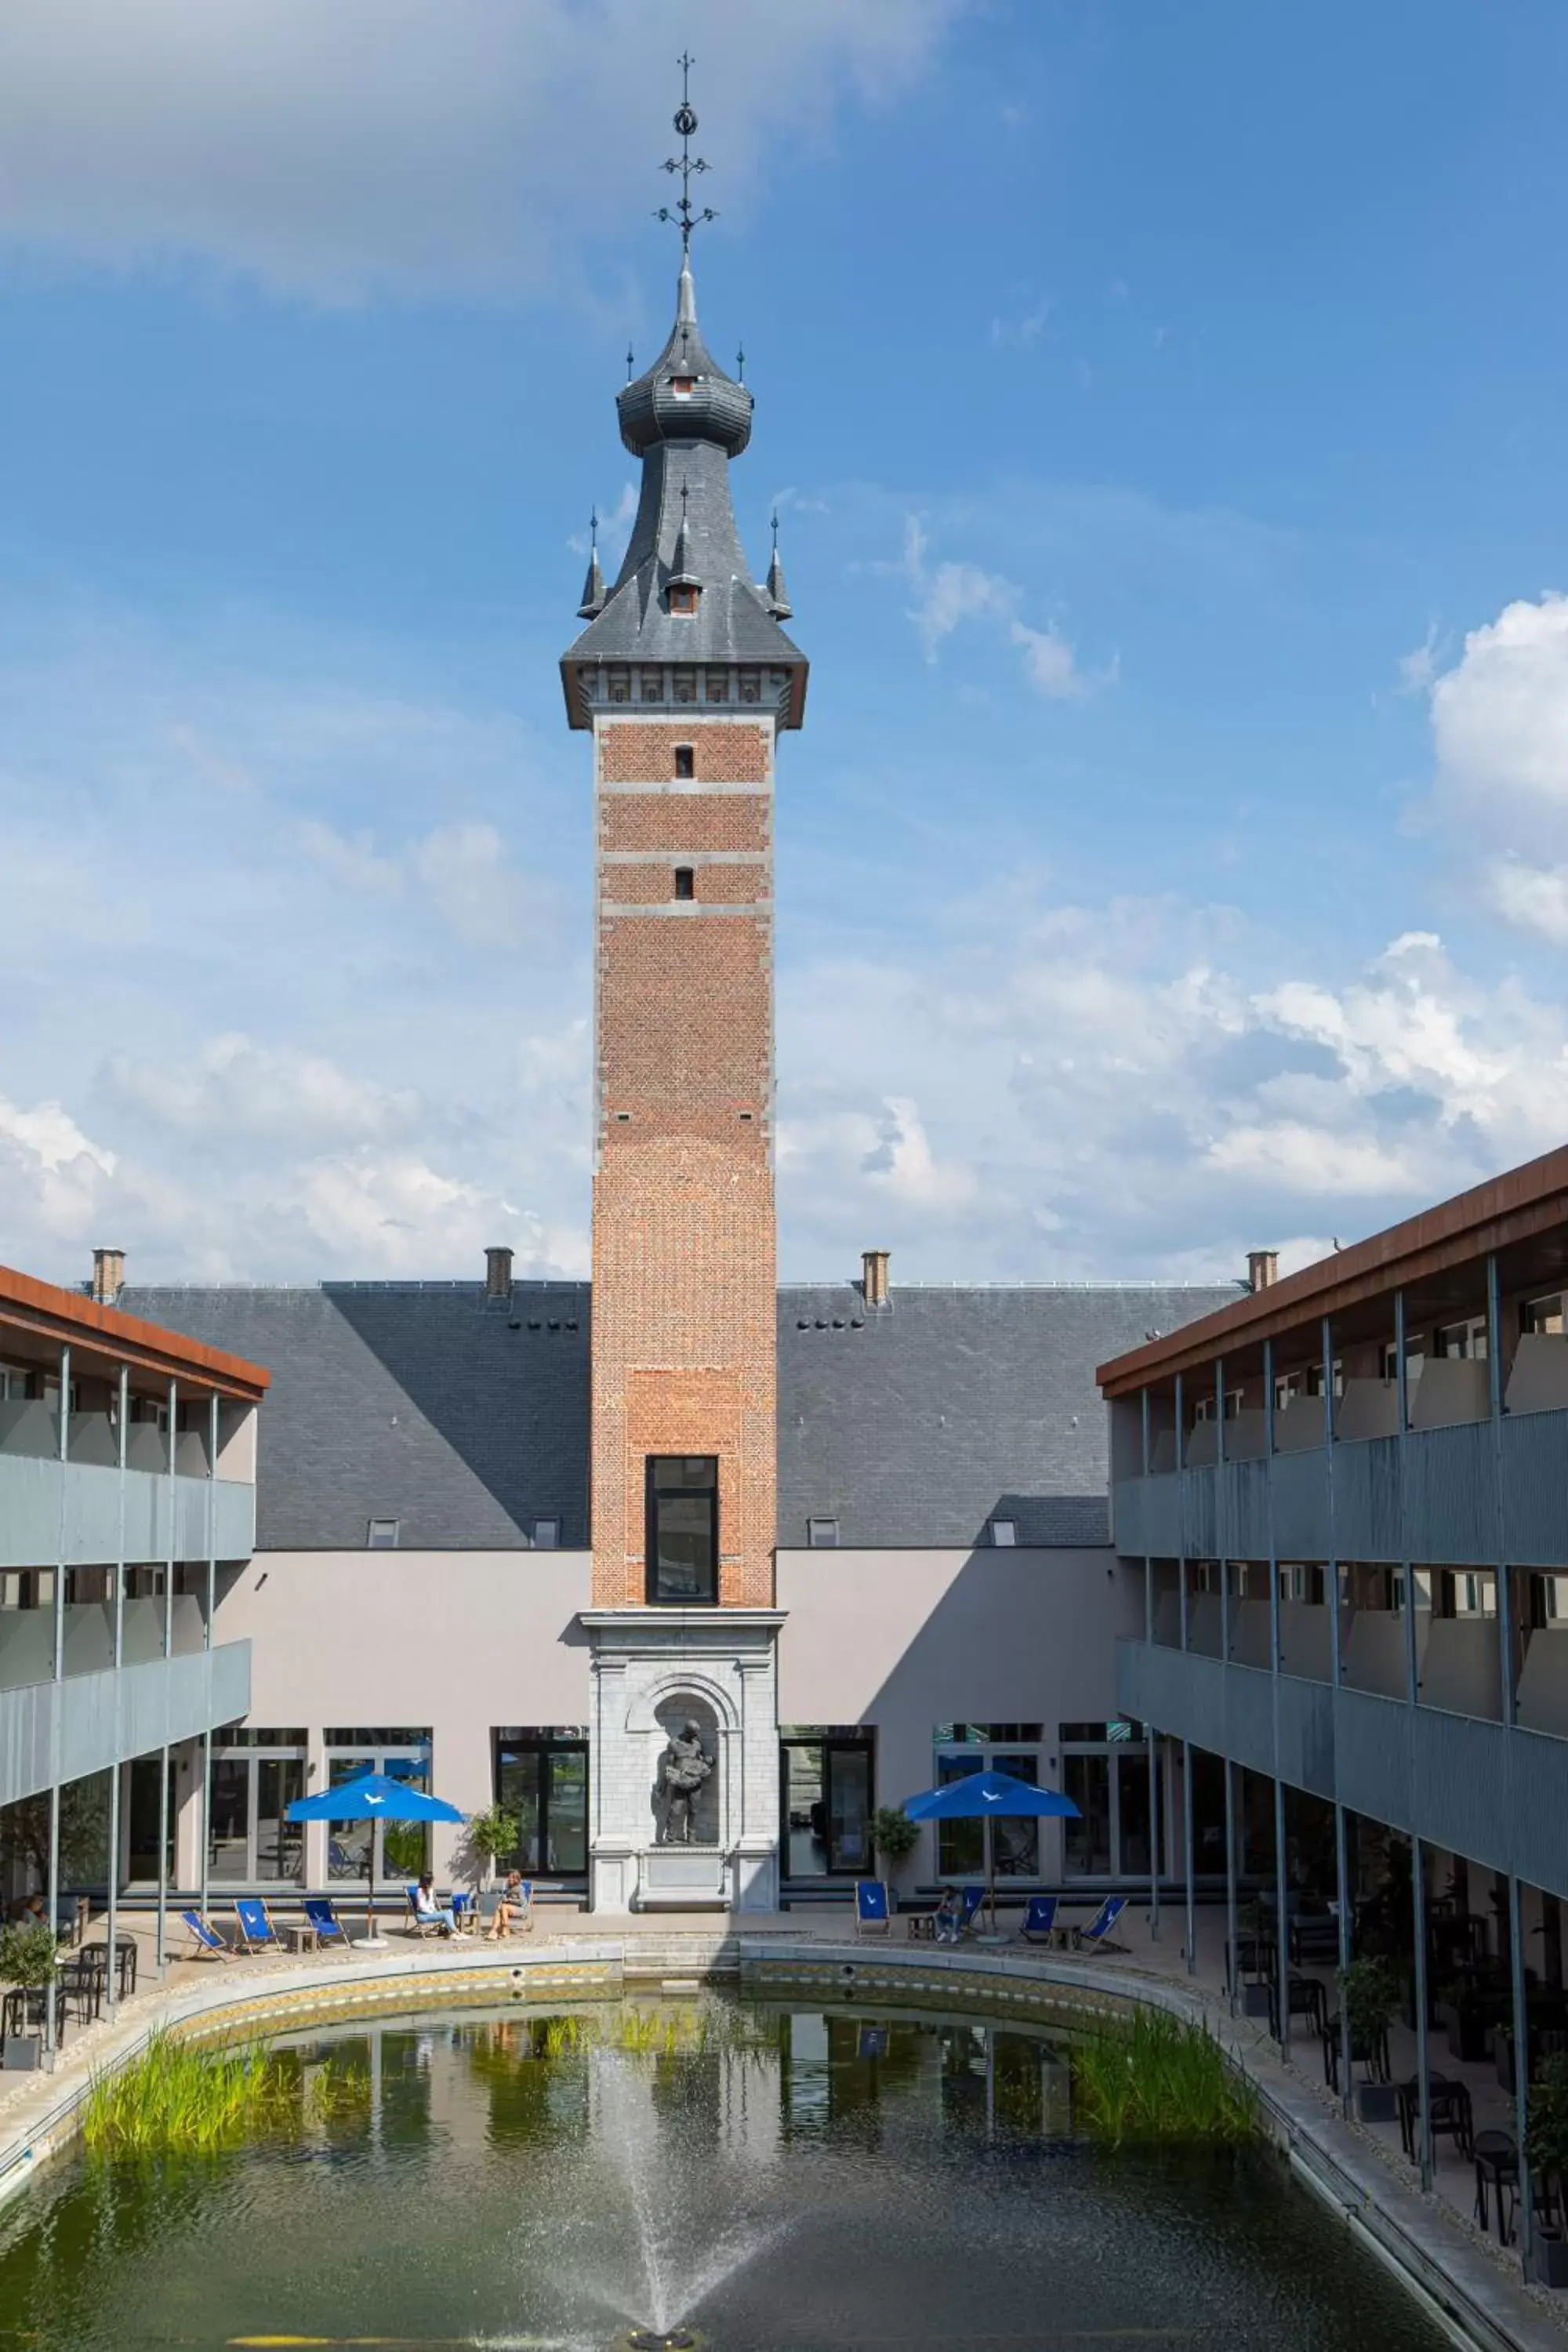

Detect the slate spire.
xmin=577 ymin=508 xmax=607 ymax=620
xmin=764 ymin=511 xmax=793 ymax=621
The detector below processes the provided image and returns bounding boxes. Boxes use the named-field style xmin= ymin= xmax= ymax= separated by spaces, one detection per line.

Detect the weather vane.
xmin=656 ymin=53 xmax=717 ymax=252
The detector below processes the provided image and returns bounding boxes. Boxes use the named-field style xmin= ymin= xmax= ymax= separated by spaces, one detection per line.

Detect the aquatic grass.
xmin=82 ymin=2029 xmax=368 ymax=2155
xmin=1070 ymin=2008 xmax=1259 ymax=2146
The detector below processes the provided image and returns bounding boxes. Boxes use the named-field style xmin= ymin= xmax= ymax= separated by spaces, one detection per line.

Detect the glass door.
xmin=494 ymin=1730 xmax=590 ymax=1881
xmin=780 ymin=1730 xmax=875 ymax=1878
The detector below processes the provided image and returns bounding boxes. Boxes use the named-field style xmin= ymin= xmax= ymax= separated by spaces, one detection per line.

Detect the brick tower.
xmin=561 ymin=89 xmax=806 ymax=1911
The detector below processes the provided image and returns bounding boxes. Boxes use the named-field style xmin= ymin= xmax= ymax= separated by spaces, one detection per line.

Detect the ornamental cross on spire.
xmin=656 ymin=53 xmax=717 ymax=253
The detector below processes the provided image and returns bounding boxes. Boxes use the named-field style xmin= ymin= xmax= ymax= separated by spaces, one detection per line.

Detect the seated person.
xmin=412 ymin=1873 xmax=464 ymax=1936
xmin=933 ymin=1886 xmax=964 ymax=1945
xmin=485 ymin=1870 xmax=528 ymax=1940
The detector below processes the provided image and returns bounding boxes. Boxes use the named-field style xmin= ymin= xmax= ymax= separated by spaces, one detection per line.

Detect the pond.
xmin=0 ymin=1993 xmax=1446 ymax=2351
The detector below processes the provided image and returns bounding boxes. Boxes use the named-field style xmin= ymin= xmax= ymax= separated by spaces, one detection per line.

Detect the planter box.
xmin=1530 ymin=2235 xmax=1568 ymax=2291
xmin=2 ymin=2034 xmax=41 ymax=2071
xmin=1357 ymin=2082 xmax=1399 ymax=2125
xmin=1241 ymin=1984 xmax=1273 ymax=2019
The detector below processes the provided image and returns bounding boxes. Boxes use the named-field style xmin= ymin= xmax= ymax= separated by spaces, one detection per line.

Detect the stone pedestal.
xmin=579 ymin=1608 xmax=785 ymax=1913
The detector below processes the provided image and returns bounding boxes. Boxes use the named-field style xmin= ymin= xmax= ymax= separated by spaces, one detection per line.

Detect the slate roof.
xmin=775 ymin=1282 xmax=1241 ymax=1549
xmin=561 ymin=256 xmax=806 ymax=726
xmin=122 ymin=1278 xmax=1238 ymax=1554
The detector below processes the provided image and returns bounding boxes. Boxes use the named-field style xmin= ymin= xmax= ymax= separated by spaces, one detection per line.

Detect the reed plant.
xmin=1070 ymin=2008 xmax=1258 ymax=2146
xmin=82 ymin=2029 xmax=369 ymax=2154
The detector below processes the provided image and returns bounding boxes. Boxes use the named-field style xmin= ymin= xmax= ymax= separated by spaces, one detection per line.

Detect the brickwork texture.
xmin=591 ymin=716 xmax=779 ymax=1608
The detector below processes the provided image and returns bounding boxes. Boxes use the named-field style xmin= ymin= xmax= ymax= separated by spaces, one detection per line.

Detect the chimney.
xmin=862 ymin=1249 xmax=891 ymax=1309
xmin=1247 ymin=1249 xmax=1279 ymax=1294
xmin=484 ymin=1245 xmax=514 ymax=1301
xmin=91 ymin=1247 xmax=125 ymax=1307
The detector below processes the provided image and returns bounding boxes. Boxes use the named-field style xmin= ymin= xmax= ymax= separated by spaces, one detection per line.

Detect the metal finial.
xmin=771 ymin=509 xmax=780 ymax=551
xmin=681 ymin=477 xmax=689 ymax=517
xmin=655 ymin=53 xmax=717 ymax=251
xmin=737 ymin=342 xmax=746 ymax=383
xmin=626 ymin=341 xmax=635 ymax=382
xmin=590 ymin=506 xmax=599 ymax=553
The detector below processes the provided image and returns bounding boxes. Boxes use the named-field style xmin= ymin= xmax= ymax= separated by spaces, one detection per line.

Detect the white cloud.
xmin=0 ymin=1094 xmax=116 ymax=1176
xmin=104 ymin=1036 xmax=421 ymax=1147
xmin=1484 ymin=856 xmax=1568 ymax=946
xmin=0 ymin=0 xmax=965 ymax=304
xmin=1429 ymin=592 xmax=1568 ymax=809
xmin=1398 ymin=621 xmax=1443 ymax=695
xmin=900 ymin=516 xmax=1096 ymax=699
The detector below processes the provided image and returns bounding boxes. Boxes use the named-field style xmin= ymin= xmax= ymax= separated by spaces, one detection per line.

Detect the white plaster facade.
xmin=579 ymin=1607 xmax=784 ymax=1913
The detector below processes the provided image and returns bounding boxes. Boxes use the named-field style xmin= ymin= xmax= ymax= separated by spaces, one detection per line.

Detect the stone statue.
xmin=656 ymin=1719 xmax=713 ymax=1844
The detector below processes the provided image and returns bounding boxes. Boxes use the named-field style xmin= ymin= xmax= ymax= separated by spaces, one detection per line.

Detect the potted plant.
xmin=456 ymin=1805 xmax=521 ymax=1898
xmin=1529 ymin=2052 xmax=1568 ymax=2286
xmin=1437 ymin=1975 xmax=1491 ymax=2065
xmin=1340 ymin=1956 xmax=1399 ymax=2121
xmin=0 ymin=1920 xmax=58 ymax=2071
xmin=870 ymin=1808 xmax=920 ymax=1909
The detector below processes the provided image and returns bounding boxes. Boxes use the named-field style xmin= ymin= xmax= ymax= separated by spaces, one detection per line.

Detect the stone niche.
xmin=579 ymin=1606 xmax=786 ymax=1914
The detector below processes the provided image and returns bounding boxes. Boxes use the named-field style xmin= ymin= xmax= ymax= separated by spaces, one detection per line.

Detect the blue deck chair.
xmin=1073 ymin=1893 xmax=1129 ymax=1953
xmin=958 ymin=1886 xmax=986 ymax=1936
xmin=405 ymin=1886 xmax=452 ymax=1938
xmin=181 ymin=1909 xmax=231 ymax=1961
xmin=854 ymin=1879 xmax=892 ymax=1938
xmin=233 ymin=1898 xmax=281 ymax=1956
xmin=1020 ymin=1894 xmax=1058 ymax=1944
xmin=303 ymin=1896 xmax=348 ymax=1949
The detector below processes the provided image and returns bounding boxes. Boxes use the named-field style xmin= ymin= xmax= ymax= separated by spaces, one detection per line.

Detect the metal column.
xmin=1142 ymin=1387 xmax=1159 ymax=1938
xmin=1265 ymin=1338 xmax=1289 ymax=2049
xmin=1324 ymin=1312 xmax=1352 ymax=2114
xmin=1412 ymin=1832 xmax=1434 ymax=2190
xmin=45 ymin=1345 xmax=70 ymax=2060
xmin=105 ymin=1364 xmax=127 ymax=2016
xmin=1182 ymin=1739 xmax=1196 ymax=1974
xmin=1396 ymin=1292 xmax=1418 ymax=1708
xmin=155 ymin=1377 xmax=176 ymax=1974
xmin=199 ymin=1393 xmax=218 ymax=1922
xmin=1508 ymin=1871 xmax=1535 ymax=2273
xmin=1224 ymin=1758 xmax=1239 ymax=2016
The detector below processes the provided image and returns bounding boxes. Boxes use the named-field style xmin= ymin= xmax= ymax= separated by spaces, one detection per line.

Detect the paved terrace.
xmin=1 ymin=1895 xmax=1563 ymax=2352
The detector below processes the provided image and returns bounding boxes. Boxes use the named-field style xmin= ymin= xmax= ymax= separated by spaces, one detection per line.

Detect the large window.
xmin=1059 ymin=1720 xmax=1151 ymax=1881
xmin=931 ymin=1726 xmax=1045 ymax=1882
xmin=780 ymin=1727 xmax=874 ymax=1878
xmin=646 ymin=1456 xmax=718 ymax=1604
xmin=495 ymin=1728 xmax=588 ymax=1877
xmin=324 ymin=1729 xmax=432 ymax=1883
xmin=207 ymin=1728 xmax=307 ymax=1882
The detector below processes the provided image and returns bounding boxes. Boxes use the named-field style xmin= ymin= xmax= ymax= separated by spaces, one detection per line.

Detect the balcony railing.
xmin=0 ymin=1450 xmax=255 ymax=1574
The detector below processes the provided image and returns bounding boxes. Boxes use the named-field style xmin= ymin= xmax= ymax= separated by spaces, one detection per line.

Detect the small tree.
xmin=455 ymin=1805 xmax=522 ymax=1893
xmin=1340 ymin=1955 xmax=1399 ymax=2049
xmin=0 ymin=1921 xmax=59 ymax=1991
xmin=870 ymin=1807 xmax=919 ymax=1875
xmin=1529 ymin=2051 xmax=1568 ymax=2225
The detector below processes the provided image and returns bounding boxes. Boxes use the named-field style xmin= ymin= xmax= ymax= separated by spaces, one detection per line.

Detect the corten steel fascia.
xmin=1098 ymin=1144 xmax=1568 ymax=1398
xmin=0 ymin=1266 xmax=269 ymax=1400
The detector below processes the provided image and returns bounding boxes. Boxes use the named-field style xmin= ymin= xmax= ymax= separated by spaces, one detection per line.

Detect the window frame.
xmin=645 ymin=1454 xmax=719 ymax=1606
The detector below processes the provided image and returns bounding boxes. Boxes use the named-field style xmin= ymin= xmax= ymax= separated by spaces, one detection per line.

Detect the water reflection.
xmin=0 ymin=1995 xmax=1449 ymax=2352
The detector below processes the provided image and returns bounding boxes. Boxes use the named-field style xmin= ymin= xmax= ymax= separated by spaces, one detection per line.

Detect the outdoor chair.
xmin=1473 ymin=2129 xmax=1519 ymax=2241
xmin=302 ymin=1897 xmax=348 ymax=1949
xmin=957 ymin=1886 xmax=987 ymax=1938
xmin=1072 ymin=1894 xmax=1129 ymax=1952
xmin=233 ymin=1899 xmax=282 ymax=1957
xmin=180 ymin=1910 xmax=232 ymax=1961
xmin=1323 ymin=2015 xmax=1391 ymax=2091
xmin=1020 ymin=1894 xmax=1058 ymax=1944
xmin=404 ymin=1886 xmax=448 ymax=1939
xmin=854 ymin=1880 xmax=892 ymax=1938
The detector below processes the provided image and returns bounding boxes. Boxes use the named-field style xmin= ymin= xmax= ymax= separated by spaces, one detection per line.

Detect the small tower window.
xmin=641 ymin=669 xmax=662 ymax=702
xmin=674 ymin=867 xmax=695 ymax=901
xmin=670 ymin=376 xmax=695 ymax=398
xmin=669 ymin=583 xmax=699 ymax=617
xmin=608 ymin=668 xmax=630 ymax=702
xmin=673 ymin=744 xmax=695 ymax=780
xmin=739 ymin=669 xmax=760 ymax=703
xmin=673 ymin=668 xmax=696 ymax=702
xmin=706 ymin=671 xmax=726 ymax=702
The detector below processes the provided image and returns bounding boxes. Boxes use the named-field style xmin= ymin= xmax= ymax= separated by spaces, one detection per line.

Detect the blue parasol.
xmin=288 ymin=1770 xmax=463 ymax=1949
xmin=902 ymin=1767 xmax=1080 ymax=1929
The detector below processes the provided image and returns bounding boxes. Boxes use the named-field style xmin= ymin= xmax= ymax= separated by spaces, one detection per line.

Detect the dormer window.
xmin=670 ymin=376 xmax=695 ymax=398
xmin=669 ymin=583 xmax=699 ymax=616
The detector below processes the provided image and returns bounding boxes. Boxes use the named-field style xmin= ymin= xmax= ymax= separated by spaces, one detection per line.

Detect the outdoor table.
xmin=2 ymin=1984 xmax=67 ymax=2043
xmin=1473 ymin=2129 xmax=1518 ymax=2241
xmin=281 ymin=1922 xmax=317 ymax=1955
xmin=83 ymin=1933 xmax=137 ymax=1999
xmin=1271 ymin=1973 xmax=1328 ymax=2041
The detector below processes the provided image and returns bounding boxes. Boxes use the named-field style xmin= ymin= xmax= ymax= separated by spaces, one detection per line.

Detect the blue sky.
xmin=2 ymin=0 xmax=1566 ymax=1287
